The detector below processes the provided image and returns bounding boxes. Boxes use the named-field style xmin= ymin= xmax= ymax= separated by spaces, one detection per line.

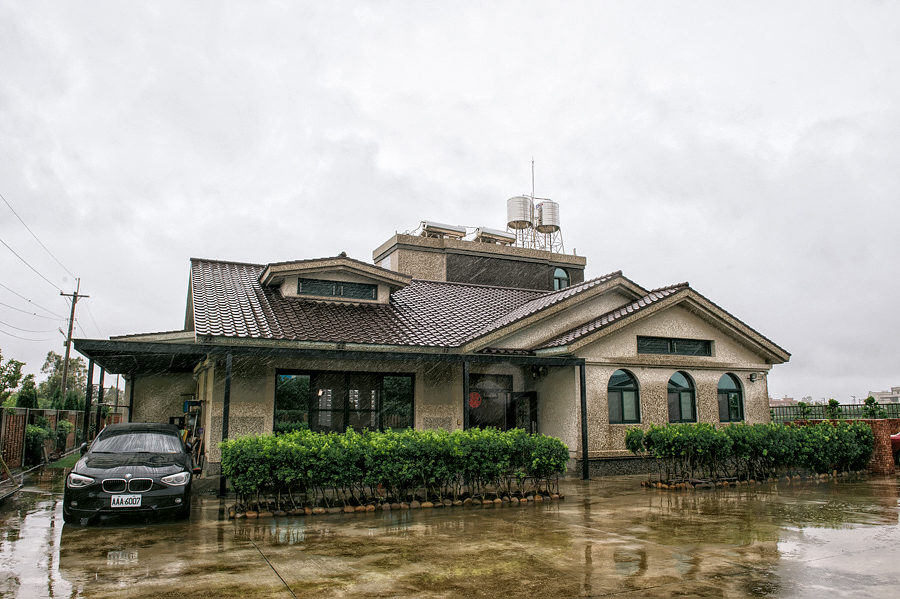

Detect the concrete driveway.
xmin=2 ymin=468 xmax=900 ymax=597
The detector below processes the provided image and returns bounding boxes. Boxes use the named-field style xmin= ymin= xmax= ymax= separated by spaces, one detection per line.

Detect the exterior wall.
xmin=373 ymin=234 xmax=586 ymax=289
xmin=576 ymin=304 xmax=775 ymax=458
xmin=129 ymin=374 xmax=195 ymax=424
xmin=533 ymin=365 xmax=580 ymax=458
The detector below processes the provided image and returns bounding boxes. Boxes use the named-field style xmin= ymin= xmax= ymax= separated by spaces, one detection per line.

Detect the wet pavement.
xmin=1 ymin=469 xmax=900 ymax=597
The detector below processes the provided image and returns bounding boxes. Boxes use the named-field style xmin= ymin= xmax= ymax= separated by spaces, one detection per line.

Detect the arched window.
xmin=553 ymin=268 xmax=569 ymax=290
xmin=717 ymin=373 xmax=744 ymax=422
xmin=608 ymin=369 xmax=640 ymax=424
xmin=667 ymin=372 xmax=696 ymax=423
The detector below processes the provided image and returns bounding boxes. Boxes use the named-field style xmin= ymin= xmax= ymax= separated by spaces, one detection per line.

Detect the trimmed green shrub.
xmin=220 ymin=428 xmax=569 ymax=508
xmin=627 ymin=421 xmax=875 ymax=481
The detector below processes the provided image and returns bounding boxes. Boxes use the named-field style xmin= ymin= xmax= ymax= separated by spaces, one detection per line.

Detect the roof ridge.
xmin=647 ymin=281 xmax=689 ymax=293
xmin=409 ymin=278 xmax=548 ymax=293
xmin=191 ymin=257 xmax=265 ymax=268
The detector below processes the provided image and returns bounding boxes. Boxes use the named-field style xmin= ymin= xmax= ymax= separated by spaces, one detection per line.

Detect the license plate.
xmin=110 ymin=494 xmax=142 ymax=508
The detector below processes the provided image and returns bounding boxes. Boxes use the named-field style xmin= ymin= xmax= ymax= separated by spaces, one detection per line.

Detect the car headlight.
xmin=161 ymin=471 xmax=191 ymax=486
xmin=66 ymin=473 xmax=95 ymax=488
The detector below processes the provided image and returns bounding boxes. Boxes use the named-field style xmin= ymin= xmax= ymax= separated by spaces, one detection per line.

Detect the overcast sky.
xmin=1 ymin=1 xmax=898 ymax=402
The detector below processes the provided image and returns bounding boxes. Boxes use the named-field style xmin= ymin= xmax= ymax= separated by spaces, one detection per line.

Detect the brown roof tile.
xmin=190 ymin=259 xmax=544 ymax=347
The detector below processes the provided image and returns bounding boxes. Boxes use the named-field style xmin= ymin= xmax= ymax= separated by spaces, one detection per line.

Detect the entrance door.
xmin=468 ymin=375 xmax=537 ymax=432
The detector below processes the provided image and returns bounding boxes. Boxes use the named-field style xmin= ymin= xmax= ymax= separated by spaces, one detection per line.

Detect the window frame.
xmin=637 ymin=336 xmax=712 ymax=357
xmin=717 ymin=373 xmax=744 ymax=422
xmin=297 ymin=278 xmax=378 ymax=301
xmin=553 ymin=268 xmax=569 ymax=291
xmin=667 ymin=371 xmax=697 ymax=423
xmin=273 ymin=369 xmax=415 ymax=433
xmin=607 ymin=369 xmax=641 ymax=424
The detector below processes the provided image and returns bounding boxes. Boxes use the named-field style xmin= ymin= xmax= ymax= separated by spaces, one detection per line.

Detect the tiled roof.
xmin=535 ymin=283 xmax=690 ymax=349
xmin=189 ymin=259 xmax=544 ymax=347
xmin=465 ymin=270 xmax=625 ymax=342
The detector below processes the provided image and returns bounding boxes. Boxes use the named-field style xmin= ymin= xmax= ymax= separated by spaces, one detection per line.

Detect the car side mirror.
xmin=79 ymin=443 xmax=88 ymax=456
xmin=184 ymin=442 xmax=193 ymax=453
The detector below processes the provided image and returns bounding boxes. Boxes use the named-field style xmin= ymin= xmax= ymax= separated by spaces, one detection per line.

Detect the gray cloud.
xmin=1 ymin=1 xmax=898 ymax=402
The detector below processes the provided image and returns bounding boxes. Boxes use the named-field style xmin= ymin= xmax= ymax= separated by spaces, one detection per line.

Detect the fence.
xmin=771 ymin=402 xmax=900 ymax=423
xmin=0 ymin=407 xmax=124 ymax=480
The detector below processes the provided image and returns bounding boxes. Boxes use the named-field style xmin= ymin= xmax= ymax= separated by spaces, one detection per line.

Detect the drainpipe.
xmin=463 ymin=361 xmax=470 ymax=430
xmin=219 ymin=352 xmax=233 ymax=497
xmin=82 ymin=359 xmax=94 ymax=444
xmin=579 ymin=361 xmax=589 ymax=480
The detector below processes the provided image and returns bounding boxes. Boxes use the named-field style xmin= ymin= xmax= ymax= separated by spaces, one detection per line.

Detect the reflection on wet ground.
xmin=1 ymin=469 xmax=899 ymax=597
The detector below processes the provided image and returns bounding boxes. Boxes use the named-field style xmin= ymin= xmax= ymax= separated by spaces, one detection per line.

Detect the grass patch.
xmin=46 ymin=453 xmax=81 ymax=469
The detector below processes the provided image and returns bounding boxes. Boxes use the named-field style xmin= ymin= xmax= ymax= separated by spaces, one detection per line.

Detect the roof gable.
xmin=258 ymin=253 xmax=411 ymax=290
xmin=534 ymin=284 xmax=790 ymax=364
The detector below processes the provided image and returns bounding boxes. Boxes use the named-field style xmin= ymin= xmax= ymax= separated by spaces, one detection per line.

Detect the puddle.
xmin=0 ymin=471 xmax=899 ymax=596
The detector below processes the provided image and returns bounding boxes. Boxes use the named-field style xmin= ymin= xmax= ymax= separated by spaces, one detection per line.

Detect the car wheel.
xmin=177 ymin=498 xmax=191 ymax=519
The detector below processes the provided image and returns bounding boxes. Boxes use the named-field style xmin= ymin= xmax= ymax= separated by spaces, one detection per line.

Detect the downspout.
xmin=127 ymin=376 xmax=135 ymax=423
xmin=218 ymin=352 xmax=233 ymax=497
xmin=579 ymin=360 xmax=589 ymax=480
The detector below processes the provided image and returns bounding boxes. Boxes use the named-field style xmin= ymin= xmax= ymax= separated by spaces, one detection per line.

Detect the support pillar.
xmin=82 ymin=359 xmax=94 ymax=444
xmin=219 ymin=353 xmax=233 ymax=497
xmin=579 ymin=361 xmax=589 ymax=480
xmin=463 ymin=361 xmax=470 ymax=430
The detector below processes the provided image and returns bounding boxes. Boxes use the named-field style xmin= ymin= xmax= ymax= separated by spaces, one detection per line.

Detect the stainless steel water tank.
xmin=535 ymin=200 xmax=560 ymax=233
xmin=507 ymin=196 xmax=534 ymax=230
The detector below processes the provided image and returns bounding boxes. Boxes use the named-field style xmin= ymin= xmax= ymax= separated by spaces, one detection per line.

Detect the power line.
xmin=0 ymin=318 xmax=57 ymax=333
xmin=0 ymin=191 xmax=76 ymax=279
xmin=82 ymin=300 xmax=103 ymax=337
xmin=0 ymin=300 xmax=67 ymax=321
xmin=0 ymin=325 xmax=60 ymax=342
xmin=0 ymin=281 xmax=68 ymax=319
xmin=0 ymin=234 xmax=63 ymax=292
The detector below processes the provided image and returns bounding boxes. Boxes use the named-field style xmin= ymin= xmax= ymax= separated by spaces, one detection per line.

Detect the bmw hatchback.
xmin=63 ymin=423 xmax=193 ymax=524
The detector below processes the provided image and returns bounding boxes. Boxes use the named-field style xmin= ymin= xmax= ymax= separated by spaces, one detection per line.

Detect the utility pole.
xmin=60 ymin=278 xmax=88 ymax=401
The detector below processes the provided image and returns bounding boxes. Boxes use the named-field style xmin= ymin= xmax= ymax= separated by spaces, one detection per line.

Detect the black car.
xmin=63 ymin=423 xmax=193 ymax=523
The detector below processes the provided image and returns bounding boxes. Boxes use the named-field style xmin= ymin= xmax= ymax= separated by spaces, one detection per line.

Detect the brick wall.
xmin=2 ymin=413 xmax=26 ymax=472
xmin=865 ymin=419 xmax=900 ymax=475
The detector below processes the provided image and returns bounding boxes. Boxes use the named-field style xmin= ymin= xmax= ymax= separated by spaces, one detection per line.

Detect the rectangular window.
xmin=298 ymin=278 xmax=377 ymax=300
xmin=608 ymin=390 xmax=640 ymax=424
xmin=274 ymin=370 xmax=413 ymax=433
xmin=274 ymin=374 xmax=310 ymax=434
xmin=637 ymin=336 xmax=711 ymax=357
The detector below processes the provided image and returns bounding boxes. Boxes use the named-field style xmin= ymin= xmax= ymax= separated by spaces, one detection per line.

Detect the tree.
xmin=1 ymin=349 xmax=25 ymax=404
xmin=37 ymin=351 xmax=86 ymax=406
xmin=63 ymin=389 xmax=83 ymax=411
xmin=15 ymin=374 xmax=38 ymax=409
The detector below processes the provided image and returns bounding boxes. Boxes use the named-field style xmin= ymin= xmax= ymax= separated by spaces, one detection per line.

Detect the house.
xmin=74 ymin=219 xmax=790 ymax=479
xmin=868 ymin=387 xmax=900 ymax=404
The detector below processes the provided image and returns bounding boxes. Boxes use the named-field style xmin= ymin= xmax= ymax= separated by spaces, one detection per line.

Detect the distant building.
xmin=868 ymin=387 xmax=900 ymax=404
xmin=769 ymin=396 xmax=796 ymax=407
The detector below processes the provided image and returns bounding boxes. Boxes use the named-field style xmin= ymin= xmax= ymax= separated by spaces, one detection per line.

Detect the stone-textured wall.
xmin=130 ymin=374 xmax=196 ymax=424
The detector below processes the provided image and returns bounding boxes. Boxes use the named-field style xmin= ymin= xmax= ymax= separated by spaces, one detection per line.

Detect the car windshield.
xmin=91 ymin=431 xmax=183 ymax=454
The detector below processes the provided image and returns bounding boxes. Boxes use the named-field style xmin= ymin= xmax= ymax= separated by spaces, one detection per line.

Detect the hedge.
xmin=625 ymin=421 xmax=874 ymax=482
xmin=220 ymin=427 xmax=569 ymax=509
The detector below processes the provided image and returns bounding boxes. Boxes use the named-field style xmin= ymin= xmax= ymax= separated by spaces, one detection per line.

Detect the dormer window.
xmin=298 ymin=278 xmax=377 ymax=300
